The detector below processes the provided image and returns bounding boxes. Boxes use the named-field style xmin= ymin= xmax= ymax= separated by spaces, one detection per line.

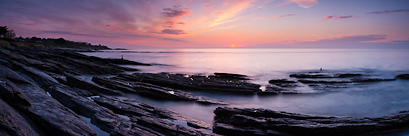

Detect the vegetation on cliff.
xmin=0 ymin=26 xmax=110 ymax=50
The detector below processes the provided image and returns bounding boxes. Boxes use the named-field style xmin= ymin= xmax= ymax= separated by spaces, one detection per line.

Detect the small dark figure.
xmin=121 ymin=55 xmax=123 ymax=60
xmin=320 ymin=68 xmax=322 ymax=72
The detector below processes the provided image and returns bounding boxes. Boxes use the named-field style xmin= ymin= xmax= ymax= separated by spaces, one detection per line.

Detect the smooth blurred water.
xmin=82 ymin=48 xmax=409 ymax=126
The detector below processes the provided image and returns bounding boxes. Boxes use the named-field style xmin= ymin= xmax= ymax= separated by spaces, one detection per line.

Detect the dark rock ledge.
xmin=117 ymin=72 xmax=261 ymax=94
xmin=0 ymin=46 xmax=222 ymax=136
xmin=213 ymin=107 xmax=409 ymax=136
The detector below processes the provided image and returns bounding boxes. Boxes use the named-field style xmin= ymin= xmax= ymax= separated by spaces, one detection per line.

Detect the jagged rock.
xmin=47 ymin=84 xmax=127 ymax=133
xmin=395 ymin=74 xmax=409 ymax=79
xmin=96 ymin=76 xmax=228 ymax=104
xmin=0 ymin=46 xmax=141 ymax=75
xmin=268 ymin=79 xmax=299 ymax=88
xmin=335 ymin=73 xmax=363 ymax=78
xmin=119 ymin=73 xmax=261 ymax=94
xmin=1 ymin=66 xmax=97 ymax=136
xmin=0 ymin=65 xmax=32 ymax=106
xmin=110 ymin=121 xmax=156 ymax=136
xmin=213 ymin=107 xmax=409 ymax=136
xmin=92 ymin=77 xmax=138 ymax=93
xmin=268 ymin=79 xmax=297 ymax=84
xmin=10 ymin=61 xmax=59 ymax=88
xmin=213 ymin=72 xmax=250 ymax=80
xmin=92 ymin=95 xmax=212 ymax=129
xmin=65 ymin=74 xmax=123 ymax=95
xmin=136 ymin=116 xmax=216 ymax=136
xmin=128 ymin=80 xmax=228 ymax=105
xmin=0 ymin=99 xmax=39 ymax=136
xmin=351 ymin=78 xmax=396 ymax=82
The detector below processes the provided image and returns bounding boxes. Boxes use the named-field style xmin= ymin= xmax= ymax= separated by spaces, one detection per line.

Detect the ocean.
xmin=82 ymin=48 xmax=409 ymax=128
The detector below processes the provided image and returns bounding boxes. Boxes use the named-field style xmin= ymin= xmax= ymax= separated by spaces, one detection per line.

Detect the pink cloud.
xmin=255 ymin=14 xmax=296 ymax=19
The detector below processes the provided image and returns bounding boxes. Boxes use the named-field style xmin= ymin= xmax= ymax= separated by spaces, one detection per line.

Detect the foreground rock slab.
xmin=93 ymin=76 xmax=228 ymax=105
xmin=213 ymin=107 xmax=409 ymax=136
xmin=0 ymin=64 xmax=97 ymax=136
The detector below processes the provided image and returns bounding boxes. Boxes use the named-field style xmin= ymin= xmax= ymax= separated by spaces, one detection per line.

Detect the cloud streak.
xmin=277 ymin=0 xmax=318 ymax=8
xmin=321 ymin=15 xmax=358 ymax=21
xmin=161 ymin=29 xmax=187 ymax=35
xmin=368 ymin=9 xmax=409 ymax=14
xmin=255 ymin=14 xmax=296 ymax=19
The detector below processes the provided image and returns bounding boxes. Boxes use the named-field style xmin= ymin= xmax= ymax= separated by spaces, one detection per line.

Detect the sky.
xmin=1 ymin=0 xmax=409 ymax=48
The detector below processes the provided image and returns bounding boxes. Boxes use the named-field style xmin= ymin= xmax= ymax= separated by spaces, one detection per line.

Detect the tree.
xmin=0 ymin=26 xmax=16 ymax=39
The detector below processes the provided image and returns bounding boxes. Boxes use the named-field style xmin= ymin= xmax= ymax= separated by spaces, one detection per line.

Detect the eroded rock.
xmin=213 ymin=107 xmax=409 ymax=136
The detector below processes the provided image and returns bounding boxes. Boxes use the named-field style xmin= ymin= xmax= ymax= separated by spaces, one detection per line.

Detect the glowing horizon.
xmin=1 ymin=0 xmax=408 ymax=48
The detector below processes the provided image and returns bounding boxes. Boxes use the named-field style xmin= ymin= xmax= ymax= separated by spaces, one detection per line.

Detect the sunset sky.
xmin=1 ymin=0 xmax=408 ymax=48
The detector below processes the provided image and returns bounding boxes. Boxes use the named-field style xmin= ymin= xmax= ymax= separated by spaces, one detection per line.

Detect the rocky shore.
xmin=1 ymin=45 xmax=409 ymax=136
xmin=213 ymin=107 xmax=409 ymax=136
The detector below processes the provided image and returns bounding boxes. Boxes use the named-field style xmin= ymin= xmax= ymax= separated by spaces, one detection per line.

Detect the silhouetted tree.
xmin=0 ymin=26 xmax=16 ymax=39
xmin=0 ymin=26 xmax=7 ymax=36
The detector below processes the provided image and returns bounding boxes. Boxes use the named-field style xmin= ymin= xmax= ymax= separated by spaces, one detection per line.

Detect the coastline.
xmin=1 ymin=45 xmax=409 ymax=136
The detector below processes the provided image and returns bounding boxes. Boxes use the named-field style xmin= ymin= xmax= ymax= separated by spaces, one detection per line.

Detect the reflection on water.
xmin=83 ymin=48 xmax=409 ymax=129
xmin=125 ymin=79 xmax=409 ymax=124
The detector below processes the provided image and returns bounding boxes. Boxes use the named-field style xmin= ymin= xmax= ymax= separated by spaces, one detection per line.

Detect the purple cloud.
xmin=368 ymin=9 xmax=409 ymax=14
xmin=321 ymin=15 xmax=358 ymax=21
xmin=161 ymin=29 xmax=186 ymax=35
xmin=162 ymin=5 xmax=190 ymax=18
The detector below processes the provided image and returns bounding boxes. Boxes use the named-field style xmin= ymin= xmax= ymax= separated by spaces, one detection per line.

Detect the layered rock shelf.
xmin=213 ymin=107 xmax=409 ymax=136
xmin=0 ymin=46 xmax=222 ymax=136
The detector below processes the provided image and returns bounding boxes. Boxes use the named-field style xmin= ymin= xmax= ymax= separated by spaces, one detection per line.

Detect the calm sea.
xmin=82 ymin=48 xmax=409 ymax=130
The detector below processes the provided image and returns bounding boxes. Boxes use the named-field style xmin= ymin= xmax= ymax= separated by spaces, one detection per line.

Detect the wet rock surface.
xmin=0 ymin=99 xmax=39 ymax=136
xmin=93 ymin=75 xmax=228 ymax=104
xmin=0 ymin=45 xmax=225 ymax=135
xmin=213 ymin=107 xmax=409 ymax=136
xmin=0 ymin=64 xmax=97 ymax=136
xmin=119 ymin=72 xmax=261 ymax=94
